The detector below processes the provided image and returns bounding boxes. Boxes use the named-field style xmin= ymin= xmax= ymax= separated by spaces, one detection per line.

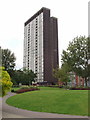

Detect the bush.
xmin=0 ymin=67 xmax=13 ymax=96
xmin=15 ymin=87 xmax=40 ymax=94
xmin=70 ymin=87 xmax=90 ymax=90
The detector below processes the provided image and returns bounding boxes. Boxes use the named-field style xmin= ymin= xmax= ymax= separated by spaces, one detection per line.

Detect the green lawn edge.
xmin=6 ymin=87 xmax=88 ymax=116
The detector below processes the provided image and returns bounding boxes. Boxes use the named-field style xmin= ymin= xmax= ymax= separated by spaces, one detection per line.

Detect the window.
xmin=35 ymin=61 xmax=37 ymax=64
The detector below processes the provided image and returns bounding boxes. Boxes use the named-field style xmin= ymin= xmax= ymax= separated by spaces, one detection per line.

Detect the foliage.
xmin=61 ymin=36 xmax=90 ymax=86
xmin=53 ymin=63 xmax=70 ymax=86
xmin=13 ymin=87 xmax=40 ymax=94
xmin=0 ymin=67 xmax=13 ymax=96
xmin=2 ymin=48 xmax=16 ymax=71
xmin=23 ymin=69 xmax=37 ymax=85
xmin=11 ymin=78 xmax=18 ymax=85
xmin=9 ymin=69 xmax=37 ymax=85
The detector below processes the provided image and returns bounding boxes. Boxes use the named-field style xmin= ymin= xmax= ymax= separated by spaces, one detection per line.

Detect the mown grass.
xmin=6 ymin=87 xmax=88 ymax=116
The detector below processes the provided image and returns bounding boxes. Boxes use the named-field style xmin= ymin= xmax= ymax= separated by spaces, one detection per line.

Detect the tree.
xmin=2 ymin=48 xmax=16 ymax=71
xmin=53 ymin=64 xmax=70 ymax=86
xmin=0 ymin=67 xmax=13 ymax=96
xmin=61 ymin=36 xmax=90 ymax=86
xmin=9 ymin=69 xmax=37 ymax=85
xmin=23 ymin=69 xmax=37 ymax=85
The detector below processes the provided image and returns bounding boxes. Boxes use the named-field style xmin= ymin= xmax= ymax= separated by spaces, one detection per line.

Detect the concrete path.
xmin=1 ymin=92 xmax=88 ymax=119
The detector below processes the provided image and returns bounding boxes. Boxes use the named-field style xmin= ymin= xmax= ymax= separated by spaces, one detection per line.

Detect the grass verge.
xmin=6 ymin=87 xmax=88 ymax=116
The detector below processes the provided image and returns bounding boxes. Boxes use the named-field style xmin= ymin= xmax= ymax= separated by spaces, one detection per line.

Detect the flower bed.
xmin=11 ymin=87 xmax=40 ymax=93
xmin=70 ymin=87 xmax=90 ymax=90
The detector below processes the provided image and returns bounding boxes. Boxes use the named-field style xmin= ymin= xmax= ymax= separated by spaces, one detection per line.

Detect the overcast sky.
xmin=0 ymin=0 xmax=89 ymax=69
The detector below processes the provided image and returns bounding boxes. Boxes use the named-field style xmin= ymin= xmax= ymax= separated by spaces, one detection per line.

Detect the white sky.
xmin=0 ymin=0 xmax=89 ymax=69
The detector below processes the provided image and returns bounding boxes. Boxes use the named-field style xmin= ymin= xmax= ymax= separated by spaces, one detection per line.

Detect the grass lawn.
xmin=6 ymin=87 xmax=88 ymax=116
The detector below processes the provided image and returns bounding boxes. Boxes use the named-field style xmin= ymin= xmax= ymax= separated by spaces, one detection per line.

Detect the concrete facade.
xmin=23 ymin=7 xmax=59 ymax=84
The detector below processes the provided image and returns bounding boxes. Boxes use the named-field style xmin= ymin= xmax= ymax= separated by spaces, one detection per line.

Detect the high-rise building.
xmin=23 ymin=7 xmax=59 ymax=84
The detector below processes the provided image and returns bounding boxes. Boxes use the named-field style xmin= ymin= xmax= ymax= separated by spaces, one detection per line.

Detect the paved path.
xmin=1 ymin=92 xmax=88 ymax=118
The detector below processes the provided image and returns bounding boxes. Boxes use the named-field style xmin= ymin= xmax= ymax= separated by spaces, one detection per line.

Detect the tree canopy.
xmin=9 ymin=69 xmax=37 ymax=85
xmin=61 ymin=36 xmax=90 ymax=86
xmin=2 ymin=48 xmax=16 ymax=71
xmin=53 ymin=63 xmax=70 ymax=86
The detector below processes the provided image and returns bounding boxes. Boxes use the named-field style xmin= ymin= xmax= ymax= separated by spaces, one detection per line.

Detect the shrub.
xmin=0 ymin=67 xmax=13 ymax=96
xmin=15 ymin=87 xmax=40 ymax=94
xmin=70 ymin=87 xmax=90 ymax=90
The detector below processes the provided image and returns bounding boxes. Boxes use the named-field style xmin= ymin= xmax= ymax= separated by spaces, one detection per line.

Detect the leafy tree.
xmin=61 ymin=36 xmax=90 ymax=86
xmin=0 ymin=67 xmax=13 ymax=96
xmin=23 ymin=69 xmax=37 ymax=85
xmin=10 ymin=69 xmax=36 ymax=85
xmin=53 ymin=64 xmax=70 ymax=86
xmin=2 ymin=48 xmax=16 ymax=71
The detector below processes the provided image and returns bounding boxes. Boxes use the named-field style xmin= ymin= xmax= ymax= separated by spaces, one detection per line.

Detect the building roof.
xmin=24 ymin=7 xmax=50 ymax=26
